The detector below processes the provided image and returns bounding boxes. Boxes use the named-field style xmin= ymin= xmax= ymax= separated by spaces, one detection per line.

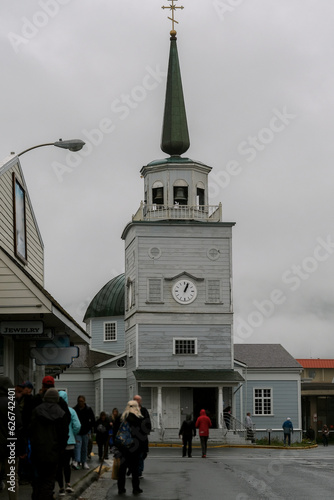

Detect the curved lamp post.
xmin=15 ymin=138 xmax=85 ymax=157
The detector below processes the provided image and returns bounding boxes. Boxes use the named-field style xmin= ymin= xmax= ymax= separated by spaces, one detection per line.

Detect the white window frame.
xmin=173 ymin=338 xmax=197 ymax=355
xmin=253 ymin=387 xmax=273 ymax=416
xmin=104 ymin=321 xmax=117 ymax=342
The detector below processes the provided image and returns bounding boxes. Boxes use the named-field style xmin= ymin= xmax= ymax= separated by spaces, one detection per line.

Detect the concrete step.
xmin=150 ymin=428 xmax=250 ymax=445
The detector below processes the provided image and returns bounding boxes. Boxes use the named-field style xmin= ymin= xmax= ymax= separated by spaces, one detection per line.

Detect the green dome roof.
xmin=83 ymin=273 xmax=125 ymax=321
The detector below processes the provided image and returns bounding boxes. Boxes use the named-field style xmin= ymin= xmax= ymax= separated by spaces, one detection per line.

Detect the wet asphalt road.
xmin=80 ymin=445 xmax=334 ymax=500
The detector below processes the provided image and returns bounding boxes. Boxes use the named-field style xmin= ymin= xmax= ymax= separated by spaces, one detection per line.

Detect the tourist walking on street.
xmin=322 ymin=425 xmax=330 ymax=447
xmin=95 ymin=411 xmax=110 ymax=460
xmin=73 ymin=395 xmax=95 ymax=470
xmin=56 ymin=391 xmax=81 ymax=496
xmin=195 ymin=409 xmax=212 ymax=458
xmin=179 ymin=414 xmax=196 ymax=457
xmin=116 ymin=400 xmax=146 ymax=495
xmin=29 ymin=388 xmax=68 ymax=500
xmin=133 ymin=395 xmax=151 ymax=478
xmin=282 ymin=417 xmax=293 ymax=446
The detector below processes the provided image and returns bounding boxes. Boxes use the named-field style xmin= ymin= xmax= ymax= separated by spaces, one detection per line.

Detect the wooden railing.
xmin=133 ymin=202 xmax=222 ymax=222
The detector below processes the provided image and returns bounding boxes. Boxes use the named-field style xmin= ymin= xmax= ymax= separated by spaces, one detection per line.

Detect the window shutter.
xmin=207 ymin=279 xmax=221 ymax=303
xmin=148 ymin=278 xmax=162 ymax=302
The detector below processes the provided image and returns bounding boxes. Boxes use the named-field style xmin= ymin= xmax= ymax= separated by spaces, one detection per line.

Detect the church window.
xmin=12 ymin=173 xmax=28 ymax=264
xmin=196 ymin=187 xmax=205 ymax=206
xmin=206 ymin=279 xmax=222 ymax=303
xmin=147 ymin=278 xmax=163 ymax=302
xmin=254 ymin=388 xmax=272 ymax=415
xmin=126 ymin=279 xmax=136 ymax=310
xmin=173 ymin=338 xmax=197 ymax=355
xmin=148 ymin=247 xmax=162 ymax=259
xmin=104 ymin=322 xmax=117 ymax=342
xmin=152 ymin=181 xmax=164 ymax=205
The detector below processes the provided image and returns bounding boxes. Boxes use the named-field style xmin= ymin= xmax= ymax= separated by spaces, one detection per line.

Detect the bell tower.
xmin=122 ymin=1 xmax=242 ymax=433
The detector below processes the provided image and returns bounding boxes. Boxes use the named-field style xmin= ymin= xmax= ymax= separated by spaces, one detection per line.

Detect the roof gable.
xmin=234 ymin=344 xmax=302 ymax=369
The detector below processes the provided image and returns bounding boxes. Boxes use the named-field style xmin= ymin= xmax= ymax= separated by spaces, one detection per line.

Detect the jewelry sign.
xmin=0 ymin=321 xmax=53 ymax=340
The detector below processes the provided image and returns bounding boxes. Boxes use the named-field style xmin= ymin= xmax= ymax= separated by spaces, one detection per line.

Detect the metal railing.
xmin=133 ymin=202 xmax=222 ymax=222
xmin=228 ymin=415 xmax=256 ymax=442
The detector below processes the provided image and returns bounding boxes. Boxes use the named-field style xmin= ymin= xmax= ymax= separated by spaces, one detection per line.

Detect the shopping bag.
xmin=111 ymin=457 xmax=120 ymax=480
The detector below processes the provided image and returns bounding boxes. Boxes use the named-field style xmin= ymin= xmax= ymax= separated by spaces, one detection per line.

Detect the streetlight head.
xmin=54 ymin=139 xmax=85 ymax=152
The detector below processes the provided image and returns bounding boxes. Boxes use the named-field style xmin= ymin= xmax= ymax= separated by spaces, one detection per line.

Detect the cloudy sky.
xmin=1 ymin=0 xmax=334 ymax=359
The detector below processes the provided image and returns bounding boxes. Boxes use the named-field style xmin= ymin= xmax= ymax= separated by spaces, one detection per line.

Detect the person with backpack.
xmin=114 ymin=400 xmax=146 ymax=496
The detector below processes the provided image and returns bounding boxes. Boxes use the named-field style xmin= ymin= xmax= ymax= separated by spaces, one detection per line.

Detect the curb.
xmin=71 ymin=465 xmax=110 ymax=499
xmin=148 ymin=442 xmax=318 ymax=450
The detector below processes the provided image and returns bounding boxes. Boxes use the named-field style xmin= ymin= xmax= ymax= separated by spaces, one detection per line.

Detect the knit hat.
xmin=18 ymin=381 xmax=33 ymax=390
xmin=43 ymin=388 xmax=59 ymax=403
xmin=42 ymin=376 xmax=55 ymax=387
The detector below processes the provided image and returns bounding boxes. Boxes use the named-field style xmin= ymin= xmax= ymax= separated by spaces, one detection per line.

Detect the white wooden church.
xmin=56 ymin=14 xmax=302 ymax=443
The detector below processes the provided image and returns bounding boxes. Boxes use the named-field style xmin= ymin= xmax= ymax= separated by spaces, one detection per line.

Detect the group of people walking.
xmin=0 ymin=375 xmax=153 ymax=499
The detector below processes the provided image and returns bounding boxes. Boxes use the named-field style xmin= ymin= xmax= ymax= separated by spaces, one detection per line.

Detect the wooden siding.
xmin=138 ymin=324 xmax=232 ymax=369
xmin=103 ymin=378 xmax=128 ymax=414
xmin=125 ymin=225 xmax=232 ymax=317
xmin=90 ymin=316 xmax=125 ymax=353
xmin=0 ymin=256 xmax=50 ymax=312
xmin=55 ymin=380 xmax=95 ymax=413
xmin=0 ymin=162 xmax=44 ymax=285
xmin=242 ymin=380 xmax=299 ymax=430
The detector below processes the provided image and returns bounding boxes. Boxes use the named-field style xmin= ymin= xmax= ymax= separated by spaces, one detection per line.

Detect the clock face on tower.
xmin=172 ymin=279 xmax=197 ymax=304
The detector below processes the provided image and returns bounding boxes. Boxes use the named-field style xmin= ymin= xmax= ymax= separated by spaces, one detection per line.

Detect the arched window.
xmin=196 ymin=181 xmax=205 ymax=207
xmin=173 ymin=179 xmax=188 ymax=206
xmin=152 ymin=181 xmax=164 ymax=205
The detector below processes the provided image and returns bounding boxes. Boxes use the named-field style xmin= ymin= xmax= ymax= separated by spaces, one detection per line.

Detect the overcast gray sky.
xmin=1 ymin=0 xmax=334 ymax=359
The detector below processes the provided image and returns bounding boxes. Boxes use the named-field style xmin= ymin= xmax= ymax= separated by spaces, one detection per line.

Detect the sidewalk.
xmin=0 ymin=447 xmax=109 ymax=500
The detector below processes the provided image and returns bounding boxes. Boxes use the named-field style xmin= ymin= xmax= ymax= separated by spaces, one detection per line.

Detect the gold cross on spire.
xmin=161 ymin=0 xmax=184 ymax=35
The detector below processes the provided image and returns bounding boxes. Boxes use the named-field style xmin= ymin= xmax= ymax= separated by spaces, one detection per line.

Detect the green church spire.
xmin=160 ymin=3 xmax=190 ymax=156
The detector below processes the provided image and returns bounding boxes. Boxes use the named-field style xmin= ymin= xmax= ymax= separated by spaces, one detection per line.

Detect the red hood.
xmin=200 ymin=409 xmax=206 ymax=416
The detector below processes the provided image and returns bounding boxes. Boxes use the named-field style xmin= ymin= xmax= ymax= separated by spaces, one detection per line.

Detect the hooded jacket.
xmin=195 ymin=409 xmax=212 ymax=437
xmin=179 ymin=415 xmax=196 ymax=439
xmin=58 ymin=391 xmax=81 ymax=445
xmin=29 ymin=400 xmax=68 ymax=463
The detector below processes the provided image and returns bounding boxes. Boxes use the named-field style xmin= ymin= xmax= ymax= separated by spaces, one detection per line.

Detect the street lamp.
xmin=13 ymin=138 xmax=85 ymax=157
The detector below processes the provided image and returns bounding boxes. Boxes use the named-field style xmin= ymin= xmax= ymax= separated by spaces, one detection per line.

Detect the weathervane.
xmin=161 ymin=0 xmax=184 ymax=35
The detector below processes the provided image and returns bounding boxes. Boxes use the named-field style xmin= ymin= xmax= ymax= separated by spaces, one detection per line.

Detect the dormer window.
xmin=152 ymin=181 xmax=164 ymax=205
xmin=173 ymin=180 xmax=188 ymax=206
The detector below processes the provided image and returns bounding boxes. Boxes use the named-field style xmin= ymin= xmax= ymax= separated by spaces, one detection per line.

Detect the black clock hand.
xmin=184 ymin=283 xmax=189 ymax=292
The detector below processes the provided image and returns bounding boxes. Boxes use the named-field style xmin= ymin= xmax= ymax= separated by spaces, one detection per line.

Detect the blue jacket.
xmin=58 ymin=391 xmax=81 ymax=445
xmin=282 ymin=419 xmax=293 ymax=434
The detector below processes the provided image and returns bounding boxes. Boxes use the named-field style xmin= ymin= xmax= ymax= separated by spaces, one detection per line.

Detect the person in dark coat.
xmin=95 ymin=411 xmax=110 ymax=460
xmin=0 ymin=376 xmax=25 ymax=500
xmin=23 ymin=376 xmax=70 ymax=428
xmin=115 ymin=400 xmax=146 ymax=496
xmin=73 ymin=395 xmax=95 ymax=470
xmin=29 ymin=388 xmax=68 ymax=500
xmin=179 ymin=414 xmax=196 ymax=457
xmin=133 ymin=395 xmax=151 ymax=477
